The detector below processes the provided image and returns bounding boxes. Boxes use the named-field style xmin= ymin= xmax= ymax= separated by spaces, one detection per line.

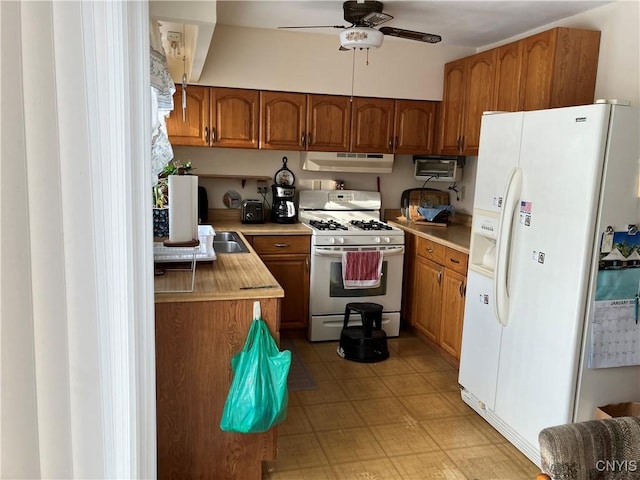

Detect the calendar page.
xmin=589 ymin=230 xmax=640 ymax=369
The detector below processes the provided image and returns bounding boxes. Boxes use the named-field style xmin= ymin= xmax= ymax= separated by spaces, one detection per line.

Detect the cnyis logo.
xmin=595 ymin=460 xmax=638 ymax=472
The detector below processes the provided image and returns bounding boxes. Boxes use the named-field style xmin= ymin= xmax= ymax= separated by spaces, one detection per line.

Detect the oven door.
xmin=309 ymin=245 xmax=404 ymax=315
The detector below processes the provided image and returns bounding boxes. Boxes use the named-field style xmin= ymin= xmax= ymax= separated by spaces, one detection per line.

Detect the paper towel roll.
xmin=168 ymin=175 xmax=198 ymax=242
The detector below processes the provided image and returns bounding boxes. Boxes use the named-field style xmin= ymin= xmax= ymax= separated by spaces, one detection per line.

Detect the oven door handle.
xmin=314 ymin=247 xmax=405 ymax=257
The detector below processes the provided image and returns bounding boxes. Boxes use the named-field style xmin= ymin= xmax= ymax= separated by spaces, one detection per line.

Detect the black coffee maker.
xmin=271 ymin=157 xmax=297 ymax=223
xmin=271 ymin=185 xmax=296 ymax=223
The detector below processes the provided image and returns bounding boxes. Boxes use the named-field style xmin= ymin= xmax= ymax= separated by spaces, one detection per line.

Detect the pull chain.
xmin=350 ymin=48 xmax=356 ymax=100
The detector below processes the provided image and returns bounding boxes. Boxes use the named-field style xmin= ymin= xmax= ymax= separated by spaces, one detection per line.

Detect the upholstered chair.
xmin=536 ymin=416 xmax=640 ymax=480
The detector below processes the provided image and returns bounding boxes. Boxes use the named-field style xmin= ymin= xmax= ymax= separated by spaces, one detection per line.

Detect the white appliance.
xmin=298 ymin=190 xmax=405 ymax=341
xmin=413 ymin=156 xmax=462 ymax=182
xmin=300 ymin=152 xmax=394 ymax=174
xmin=459 ymin=101 xmax=640 ymax=466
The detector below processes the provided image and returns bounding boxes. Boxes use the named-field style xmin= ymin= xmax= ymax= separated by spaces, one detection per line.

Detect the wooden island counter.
xmin=154 ymin=232 xmax=284 ymax=480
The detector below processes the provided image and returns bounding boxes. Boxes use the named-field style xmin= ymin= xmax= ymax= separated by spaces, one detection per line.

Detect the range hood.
xmin=300 ymin=152 xmax=394 ymax=174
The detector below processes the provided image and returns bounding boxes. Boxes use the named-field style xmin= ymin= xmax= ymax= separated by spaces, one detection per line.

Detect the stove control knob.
xmin=375 ymin=237 xmax=381 ymax=243
xmin=329 ymin=237 xmax=336 ymax=244
xmin=384 ymin=237 xmax=391 ymax=243
xmin=338 ymin=237 xmax=345 ymax=244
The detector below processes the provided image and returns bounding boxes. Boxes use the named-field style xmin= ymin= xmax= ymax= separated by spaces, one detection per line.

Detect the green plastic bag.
xmin=220 ymin=302 xmax=291 ymax=433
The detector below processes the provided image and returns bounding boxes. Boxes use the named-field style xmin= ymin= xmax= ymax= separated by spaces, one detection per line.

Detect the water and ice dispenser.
xmin=469 ymin=210 xmax=499 ymax=276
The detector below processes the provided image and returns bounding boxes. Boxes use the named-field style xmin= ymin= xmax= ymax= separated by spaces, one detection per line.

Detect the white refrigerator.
xmin=458 ymin=101 xmax=640 ymax=466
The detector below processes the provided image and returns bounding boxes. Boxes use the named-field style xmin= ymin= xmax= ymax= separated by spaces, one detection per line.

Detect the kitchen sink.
xmin=213 ymin=231 xmax=250 ymax=253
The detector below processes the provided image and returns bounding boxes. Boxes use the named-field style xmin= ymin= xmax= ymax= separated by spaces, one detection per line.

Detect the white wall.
xmin=173 ymin=1 xmax=639 ymax=216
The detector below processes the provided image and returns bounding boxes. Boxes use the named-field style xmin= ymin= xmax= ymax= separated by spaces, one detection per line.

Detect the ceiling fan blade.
xmin=379 ymin=26 xmax=441 ymax=44
xmin=278 ymin=25 xmax=346 ymax=29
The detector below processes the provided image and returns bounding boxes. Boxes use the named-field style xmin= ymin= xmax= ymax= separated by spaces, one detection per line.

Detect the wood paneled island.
xmin=154 ymin=232 xmax=284 ymax=479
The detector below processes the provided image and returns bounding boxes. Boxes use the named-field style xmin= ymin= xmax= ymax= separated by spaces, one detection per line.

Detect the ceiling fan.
xmin=278 ymin=0 xmax=442 ymax=50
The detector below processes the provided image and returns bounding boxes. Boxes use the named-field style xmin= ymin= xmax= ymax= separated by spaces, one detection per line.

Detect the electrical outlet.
xmin=257 ymin=180 xmax=268 ymax=194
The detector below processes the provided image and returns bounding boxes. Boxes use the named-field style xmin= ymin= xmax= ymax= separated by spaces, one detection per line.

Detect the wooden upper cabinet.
xmin=350 ymin=97 xmax=396 ymax=153
xmin=209 ymin=88 xmax=259 ymax=149
xmin=307 ymin=94 xmax=352 ymax=152
xmin=461 ymin=49 xmax=496 ymax=155
xmin=493 ymin=40 xmax=523 ymax=112
xmin=260 ymin=91 xmax=307 ymax=150
xmin=394 ymin=100 xmax=438 ymax=154
xmin=166 ymin=85 xmax=210 ymax=147
xmin=439 ymin=50 xmax=496 ymax=156
xmin=519 ymin=27 xmax=600 ymax=111
xmin=167 ymin=86 xmax=259 ymax=148
xmin=439 ymin=27 xmax=600 ymax=155
xmin=439 ymin=60 xmax=466 ymax=155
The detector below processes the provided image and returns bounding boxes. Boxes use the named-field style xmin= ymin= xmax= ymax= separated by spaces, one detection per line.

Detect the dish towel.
xmin=342 ymin=251 xmax=383 ymax=289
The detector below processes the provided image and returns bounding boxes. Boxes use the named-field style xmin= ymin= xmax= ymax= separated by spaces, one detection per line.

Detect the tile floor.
xmin=264 ymin=330 xmax=540 ymax=479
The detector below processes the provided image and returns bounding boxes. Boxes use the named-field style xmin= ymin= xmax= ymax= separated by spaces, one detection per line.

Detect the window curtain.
xmin=1 ymin=1 xmax=155 ymax=478
xmin=150 ymin=19 xmax=175 ymax=180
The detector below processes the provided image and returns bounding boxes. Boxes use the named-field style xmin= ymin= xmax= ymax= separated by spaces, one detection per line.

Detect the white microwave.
xmin=413 ymin=156 xmax=464 ymax=182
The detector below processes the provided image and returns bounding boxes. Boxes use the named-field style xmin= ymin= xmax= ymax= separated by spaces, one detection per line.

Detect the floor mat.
xmin=280 ymin=338 xmax=318 ymax=392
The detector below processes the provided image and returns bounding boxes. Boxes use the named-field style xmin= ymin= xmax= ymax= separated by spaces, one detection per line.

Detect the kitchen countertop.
xmin=154 ymin=231 xmax=285 ymax=303
xmin=210 ymin=220 xmax=312 ymax=236
xmin=386 ymin=212 xmax=471 ymax=254
xmin=205 ymin=208 xmax=312 ymax=235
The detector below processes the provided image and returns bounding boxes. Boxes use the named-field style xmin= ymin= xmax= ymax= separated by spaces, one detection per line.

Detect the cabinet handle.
xmin=394 ymin=135 xmax=398 ymax=150
xmin=307 ymin=133 xmax=312 ymax=146
xmin=301 ymin=133 xmax=306 ymax=148
xmin=388 ymin=137 xmax=393 ymax=150
xmin=274 ymin=243 xmax=289 ymax=248
xmin=450 ymin=258 xmax=460 ymax=264
xmin=437 ymin=271 xmax=442 ymax=284
xmin=205 ymin=127 xmax=209 ymax=144
xmin=305 ymin=256 xmax=309 ymax=271
xmin=426 ymin=248 xmax=434 ymax=253
xmin=211 ymin=127 xmax=217 ymax=143
xmin=459 ymin=283 xmax=466 ymax=297
xmin=460 ymin=135 xmax=465 ymax=152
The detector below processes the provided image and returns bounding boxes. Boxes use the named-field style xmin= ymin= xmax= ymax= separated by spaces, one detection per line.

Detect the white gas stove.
xmin=299 ymin=190 xmax=404 ymax=246
xmin=299 ymin=190 xmax=404 ymax=341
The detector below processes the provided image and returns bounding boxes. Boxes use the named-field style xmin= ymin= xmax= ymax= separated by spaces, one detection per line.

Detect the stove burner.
xmin=309 ymin=219 xmax=348 ymax=231
xmin=350 ymin=219 xmax=393 ymax=231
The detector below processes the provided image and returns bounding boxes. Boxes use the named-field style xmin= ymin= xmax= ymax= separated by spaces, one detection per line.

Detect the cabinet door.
xmin=412 ymin=256 xmax=443 ymax=343
xmin=307 ymin=94 xmax=351 ymax=152
xmin=210 ymin=87 xmax=259 ymax=149
xmin=461 ymin=49 xmax=496 ymax=155
xmin=166 ymin=85 xmax=210 ymax=147
xmin=261 ymin=254 xmax=309 ymax=330
xmin=394 ymin=100 xmax=438 ymax=154
xmin=350 ymin=97 xmax=396 ymax=153
xmin=401 ymin=232 xmax=417 ymax=326
xmin=440 ymin=268 xmax=466 ymax=359
xmin=519 ymin=29 xmax=557 ymax=111
xmin=439 ymin=59 xmax=466 ymax=155
xmin=260 ymin=91 xmax=307 ymax=150
xmin=493 ymin=41 xmax=522 ymax=112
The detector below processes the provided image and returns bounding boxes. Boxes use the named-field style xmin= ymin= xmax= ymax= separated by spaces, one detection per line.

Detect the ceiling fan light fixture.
xmin=339 ymin=27 xmax=383 ymax=49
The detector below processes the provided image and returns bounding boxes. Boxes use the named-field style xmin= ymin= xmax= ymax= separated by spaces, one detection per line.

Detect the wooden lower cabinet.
xmin=440 ymin=268 xmax=466 ymax=358
xmin=155 ymin=298 xmax=279 ymax=479
xmin=248 ymin=235 xmax=310 ymax=330
xmin=404 ymin=233 xmax=468 ymax=364
xmin=412 ymin=256 xmax=443 ymax=343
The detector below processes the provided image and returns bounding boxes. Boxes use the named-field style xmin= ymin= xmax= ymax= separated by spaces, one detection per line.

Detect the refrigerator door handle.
xmin=493 ymin=167 xmax=523 ymax=327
